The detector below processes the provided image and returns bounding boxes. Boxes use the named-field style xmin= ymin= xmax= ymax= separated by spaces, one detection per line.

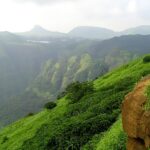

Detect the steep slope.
xmin=1 ymin=55 xmax=150 ymax=149
xmin=2 ymin=34 xmax=150 ymax=126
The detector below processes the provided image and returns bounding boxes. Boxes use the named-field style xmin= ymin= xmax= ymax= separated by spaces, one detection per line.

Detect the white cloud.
xmin=127 ymin=0 xmax=137 ymax=13
xmin=0 ymin=0 xmax=150 ymax=32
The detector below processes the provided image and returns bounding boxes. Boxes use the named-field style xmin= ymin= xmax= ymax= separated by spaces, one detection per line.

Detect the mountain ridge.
xmin=15 ymin=25 xmax=150 ymax=40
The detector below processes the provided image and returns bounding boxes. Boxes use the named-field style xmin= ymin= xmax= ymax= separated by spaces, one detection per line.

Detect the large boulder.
xmin=122 ymin=76 xmax=150 ymax=150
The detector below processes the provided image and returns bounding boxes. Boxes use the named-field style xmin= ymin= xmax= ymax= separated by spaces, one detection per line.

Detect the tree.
xmin=66 ymin=81 xmax=94 ymax=103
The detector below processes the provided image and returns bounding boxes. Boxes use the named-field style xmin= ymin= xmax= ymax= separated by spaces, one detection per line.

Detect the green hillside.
xmin=0 ymin=55 xmax=150 ymax=150
xmin=2 ymin=33 xmax=150 ymax=126
xmin=0 ymin=35 xmax=137 ymax=125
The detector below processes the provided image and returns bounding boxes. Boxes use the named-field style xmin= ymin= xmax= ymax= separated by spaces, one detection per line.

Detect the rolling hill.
xmin=69 ymin=25 xmax=150 ymax=39
xmin=122 ymin=25 xmax=150 ymax=35
xmin=0 ymin=54 xmax=150 ymax=149
xmin=69 ymin=26 xmax=115 ymax=40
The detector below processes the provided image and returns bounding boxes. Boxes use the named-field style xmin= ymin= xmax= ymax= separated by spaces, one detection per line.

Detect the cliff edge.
xmin=122 ymin=76 xmax=150 ymax=150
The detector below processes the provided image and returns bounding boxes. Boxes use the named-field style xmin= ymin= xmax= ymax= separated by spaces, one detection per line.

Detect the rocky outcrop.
xmin=122 ymin=76 xmax=150 ymax=150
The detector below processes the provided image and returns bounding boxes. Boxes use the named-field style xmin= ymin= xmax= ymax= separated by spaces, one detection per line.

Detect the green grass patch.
xmin=96 ymin=118 xmax=126 ymax=150
xmin=144 ymin=85 xmax=150 ymax=110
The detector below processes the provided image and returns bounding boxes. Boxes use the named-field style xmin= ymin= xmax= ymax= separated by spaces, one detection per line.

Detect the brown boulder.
xmin=122 ymin=76 xmax=150 ymax=150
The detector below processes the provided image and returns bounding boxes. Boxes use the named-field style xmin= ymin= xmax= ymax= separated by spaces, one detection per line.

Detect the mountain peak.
xmin=18 ymin=25 xmax=66 ymax=37
xmin=31 ymin=25 xmax=49 ymax=33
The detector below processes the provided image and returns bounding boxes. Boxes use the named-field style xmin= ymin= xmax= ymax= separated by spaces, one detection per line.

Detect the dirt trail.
xmin=122 ymin=76 xmax=150 ymax=150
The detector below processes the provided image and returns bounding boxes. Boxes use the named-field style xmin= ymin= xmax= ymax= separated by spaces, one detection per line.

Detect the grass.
xmin=96 ymin=117 xmax=126 ymax=150
xmin=144 ymin=85 xmax=150 ymax=110
xmin=0 ymin=97 xmax=68 ymax=150
xmin=81 ymin=117 xmax=126 ymax=150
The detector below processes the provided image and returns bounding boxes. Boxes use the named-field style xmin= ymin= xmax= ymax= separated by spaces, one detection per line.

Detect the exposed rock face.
xmin=122 ymin=76 xmax=150 ymax=150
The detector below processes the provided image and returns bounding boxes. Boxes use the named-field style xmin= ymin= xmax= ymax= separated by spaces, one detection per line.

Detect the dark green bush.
xmin=26 ymin=113 xmax=34 ymax=117
xmin=44 ymin=102 xmax=57 ymax=110
xmin=143 ymin=55 xmax=150 ymax=63
xmin=66 ymin=81 xmax=94 ymax=103
xmin=1 ymin=136 xmax=8 ymax=144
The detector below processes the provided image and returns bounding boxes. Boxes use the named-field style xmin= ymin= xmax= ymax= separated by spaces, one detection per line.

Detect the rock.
xmin=122 ymin=76 xmax=150 ymax=150
xmin=127 ymin=137 xmax=146 ymax=150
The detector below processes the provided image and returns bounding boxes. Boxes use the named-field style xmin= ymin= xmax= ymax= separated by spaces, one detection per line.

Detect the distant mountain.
xmin=0 ymin=31 xmax=23 ymax=42
xmin=17 ymin=25 xmax=66 ymax=38
xmin=69 ymin=25 xmax=150 ymax=39
xmin=121 ymin=25 xmax=150 ymax=35
xmin=14 ymin=25 xmax=150 ymax=40
xmin=69 ymin=26 xmax=115 ymax=39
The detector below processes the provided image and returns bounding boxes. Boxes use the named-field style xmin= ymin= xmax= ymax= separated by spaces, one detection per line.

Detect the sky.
xmin=0 ymin=0 xmax=150 ymax=32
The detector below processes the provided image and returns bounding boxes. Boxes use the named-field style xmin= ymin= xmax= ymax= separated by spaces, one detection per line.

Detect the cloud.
xmin=1 ymin=0 xmax=150 ymax=32
xmin=13 ymin=0 xmax=76 ymax=5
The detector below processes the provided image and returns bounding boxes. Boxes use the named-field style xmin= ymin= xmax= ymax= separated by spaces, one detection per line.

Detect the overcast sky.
xmin=0 ymin=0 xmax=150 ymax=32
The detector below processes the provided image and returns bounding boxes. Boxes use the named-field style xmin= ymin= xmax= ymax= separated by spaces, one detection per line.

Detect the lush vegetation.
xmin=81 ymin=117 xmax=126 ymax=150
xmin=143 ymin=55 xmax=150 ymax=63
xmin=0 ymin=55 xmax=150 ymax=149
xmin=65 ymin=81 xmax=94 ymax=103
xmin=0 ymin=33 xmax=138 ymax=125
xmin=44 ymin=102 xmax=57 ymax=109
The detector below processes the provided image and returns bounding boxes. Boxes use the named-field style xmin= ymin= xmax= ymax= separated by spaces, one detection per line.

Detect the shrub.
xmin=66 ymin=81 xmax=94 ymax=103
xmin=26 ymin=113 xmax=34 ymax=117
xmin=57 ymin=91 xmax=66 ymax=100
xmin=44 ymin=102 xmax=57 ymax=110
xmin=143 ymin=55 xmax=150 ymax=63
xmin=1 ymin=136 xmax=8 ymax=144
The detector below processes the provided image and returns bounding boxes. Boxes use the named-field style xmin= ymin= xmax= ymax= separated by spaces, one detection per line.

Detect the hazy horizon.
xmin=1 ymin=0 xmax=150 ymax=33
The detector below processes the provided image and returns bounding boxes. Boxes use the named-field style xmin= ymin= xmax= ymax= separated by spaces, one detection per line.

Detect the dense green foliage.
xmin=143 ymin=55 xmax=150 ymax=63
xmin=82 ymin=117 xmax=126 ymax=150
xmin=0 ymin=55 xmax=150 ymax=150
xmin=96 ymin=117 xmax=126 ymax=150
xmin=44 ymin=102 xmax=57 ymax=109
xmin=65 ymin=81 xmax=94 ymax=103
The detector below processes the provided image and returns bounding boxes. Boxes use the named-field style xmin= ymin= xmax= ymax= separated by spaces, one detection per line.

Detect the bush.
xmin=143 ymin=55 xmax=150 ymax=63
xmin=26 ymin=113 xmax=34 ymax=117
xmin=44 ymin=102 xmax=57 ymax=110
xmin=66 ymin=81 xmax=94 ymax=103
xmin=1 ymin=136 xmax=8 ymax=144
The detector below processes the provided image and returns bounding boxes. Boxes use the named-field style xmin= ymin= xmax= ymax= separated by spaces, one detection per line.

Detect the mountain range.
xmin=0 ymin=24 xmax=150 ymax=149
xmin=15 ymin=25 xmax=150 ymax=40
